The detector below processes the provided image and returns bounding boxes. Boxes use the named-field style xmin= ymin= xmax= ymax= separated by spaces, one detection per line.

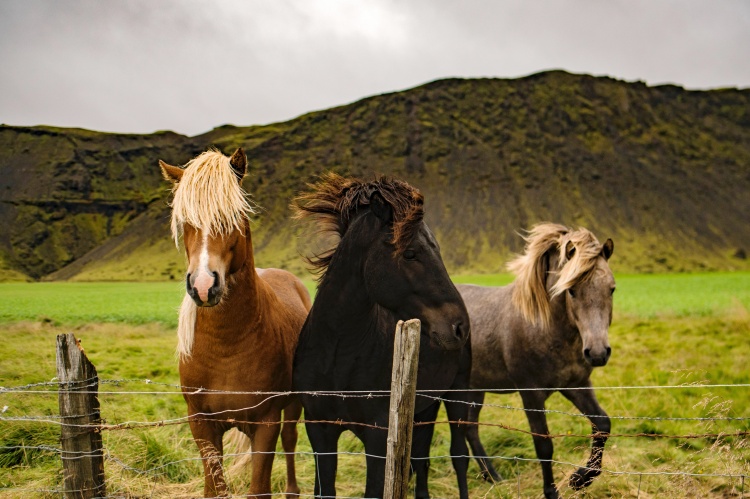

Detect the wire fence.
xmin=1 ymin=377 xmax=749 ymax=498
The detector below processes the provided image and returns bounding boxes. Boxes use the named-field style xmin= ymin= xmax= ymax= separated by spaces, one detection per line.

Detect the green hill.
xmin=1 ymin=71 xmax=748 ymax=281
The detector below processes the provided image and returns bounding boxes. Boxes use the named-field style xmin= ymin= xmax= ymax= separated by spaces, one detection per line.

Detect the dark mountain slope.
xmin=0 ymin=126 xmax=201 ymax=278
xmin=1 ymin=71 xmax=748 ymax=280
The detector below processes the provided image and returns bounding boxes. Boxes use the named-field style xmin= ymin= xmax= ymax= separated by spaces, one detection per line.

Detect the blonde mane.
xmin=176 ymin=294 xmax=197 ymax=361
xmin=167 ymin=149 xmax=256 ymax=360
xmin=168 ymin=150 xmax=256 ymax=246
xmin=508 ymin=223 xmax=606 ymax=330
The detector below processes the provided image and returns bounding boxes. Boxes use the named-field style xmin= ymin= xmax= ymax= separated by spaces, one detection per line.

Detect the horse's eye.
xmin=403 ymin=249 xmax=416 ymax=260
xmin=568 ymin=288 xmax=576 ymax=298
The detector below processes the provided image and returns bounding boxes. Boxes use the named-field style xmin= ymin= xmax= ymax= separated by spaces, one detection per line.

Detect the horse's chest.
xmin=181 ymin=333 xmax=292 ymax=393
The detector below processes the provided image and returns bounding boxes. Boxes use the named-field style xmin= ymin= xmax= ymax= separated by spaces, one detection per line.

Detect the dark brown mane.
xmin=292 ymin=172 xmax=424 ymax=273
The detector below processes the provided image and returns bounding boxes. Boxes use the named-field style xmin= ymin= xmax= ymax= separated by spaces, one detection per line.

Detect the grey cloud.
xmin=1 ymin=0 xmax=748 ymax=136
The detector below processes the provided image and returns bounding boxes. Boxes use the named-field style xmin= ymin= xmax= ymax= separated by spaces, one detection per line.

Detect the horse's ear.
xmin=229 ymin=148 xmax=247 ymax=182
xmin=602 ymin=238 xmax=614 ymax=260
xmin=370 ymin=192 xmax=393 ymax=223
xmin=565 ymin=240 xmax=576 ymax=261
xmin=159 ymin=160 xmax=184 ymax=184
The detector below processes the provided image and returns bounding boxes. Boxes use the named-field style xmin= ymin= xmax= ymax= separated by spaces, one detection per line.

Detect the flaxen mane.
xmin=166 ymin=149 xmax=256 ymax=246
xmin=165 ymin=149 xmax=256 ymax=360
xmin=292 ymin=172 xmax=424 ymax=273
xmin=508 ymin=223 xmax=606 ymax=330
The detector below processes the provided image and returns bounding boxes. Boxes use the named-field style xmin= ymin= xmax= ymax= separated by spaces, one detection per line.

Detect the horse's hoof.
xmin=479 ymin=469 xmax=503 ymax=483
xmin=569 ymin=466 xmax=601 ymax=490
xmin=543 ymin=486 xmax=560 ymax=499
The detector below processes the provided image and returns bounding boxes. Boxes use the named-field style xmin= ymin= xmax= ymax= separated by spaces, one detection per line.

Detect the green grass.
xmin=0 ymin=273 xmax=749 ymax=497
xmin=0 ymin=282 xmax=186 ymax=326
xmin=612 ymin=272 xmax=750 ymax=318
xmin=1 ymin=272 xmax=746 ymax=326
xmin=0 ymin=279 xmax=319 ymax=327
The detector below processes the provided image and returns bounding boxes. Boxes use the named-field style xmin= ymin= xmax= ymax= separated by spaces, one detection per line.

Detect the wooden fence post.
xmin=384 ymin=319 xmax=421 ymax=499
xmin=57 ymin=333 xmax=106 ymax=498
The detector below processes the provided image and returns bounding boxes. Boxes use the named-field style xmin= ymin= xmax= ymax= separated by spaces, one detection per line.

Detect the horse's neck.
xmin=316 ymin=272 xmax=378 ymax=331
xmin=546 ymin=288 xmax=578 ymax=339
xmin=518 ymin=260 xmax=577 ymax=340
xmin=195 ymin=263 xmax=263 ymax=336
xmin=301 ymin=263 xmax=393 ymax=391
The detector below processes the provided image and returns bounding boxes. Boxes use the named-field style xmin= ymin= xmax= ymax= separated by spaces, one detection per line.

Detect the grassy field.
xmin=0 ymin=272 xmax=749 ymax=498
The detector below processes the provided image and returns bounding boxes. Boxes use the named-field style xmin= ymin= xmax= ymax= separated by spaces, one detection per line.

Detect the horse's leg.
xmin=362 ymin=427 xmax=388 ymax=499
xmin=281 ymin=399 xmax=303 ymax=497
xmin=189 ymin=418 xmax=228 ymax=498
xmin=465 ymin=391 xmax=502 ymax=482
xmin=305 ymin=421 xmax=341 ymax=499
xmin=411 ymin=400 xmax=441 ymax=499
xmin=246 ymin=417 xmax=282 ymax=498
xmin=520 ymin=390 xmax=558 ymax=499
xmin=561 ymin=386 xmax=610 ymax=490
xmin=445 ymin=396 xmax=471 ymax=499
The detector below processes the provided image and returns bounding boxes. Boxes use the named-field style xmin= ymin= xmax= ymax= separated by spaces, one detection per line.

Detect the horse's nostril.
xmin=606 ymin=347 xmax=612 ymax=357
xmin=453 ymin=322 xmax=464 ymax=338
xmin=185 ymin=273 xmax=192 ymax=293
xmin=583 ymin=348 xmax=591 ymax=358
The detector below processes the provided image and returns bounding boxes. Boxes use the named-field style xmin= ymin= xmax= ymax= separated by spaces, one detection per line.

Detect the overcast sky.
xmin=1 ymin=0 xmax=748 ymax=136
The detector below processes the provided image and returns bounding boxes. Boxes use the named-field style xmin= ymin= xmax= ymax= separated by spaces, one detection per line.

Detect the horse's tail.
xmin=223 ymin=400 xmax=303 ymax=480
xmin=224 ymin=428 xmax=253 ymax=475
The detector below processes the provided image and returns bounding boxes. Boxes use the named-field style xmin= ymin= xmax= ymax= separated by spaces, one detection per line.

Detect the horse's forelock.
xmin=168 ymin=150 xmax=256 ymax=246
xmin=550 ymin=228 xmax=606 ymax=298
xmin=292 ymin=173 xmax=424 ymax=274
xmin=372 ymin=178 xmax=424 ymax=254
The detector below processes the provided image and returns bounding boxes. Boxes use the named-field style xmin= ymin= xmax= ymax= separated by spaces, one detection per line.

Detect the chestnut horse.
xmin=459 ymin=223 xmax=615 ymax=499
xmin=292 ymin=173 xmax=472 ymax=499
xmin=159 ymin=148 xmax=311 ymax=498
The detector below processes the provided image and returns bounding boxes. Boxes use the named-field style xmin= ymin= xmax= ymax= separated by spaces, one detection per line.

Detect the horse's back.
xmin=456 ymin=283 xmax=516 ymax=337
xmin=457 ymin=283 xmax=519 ymax=390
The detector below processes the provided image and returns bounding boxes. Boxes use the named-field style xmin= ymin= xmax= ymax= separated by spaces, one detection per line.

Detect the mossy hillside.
xmin=210 ymin=73 xmax=750 ymax=275
xmin=2 ymin=71 xmax=749 ymax=280
xmin=0 ymin=126 xmax=199 ymax=279
xmin=0 ymin=252 xmax=30 ymax=282
xmin=44 ymin=203 xmax=184 ymax=282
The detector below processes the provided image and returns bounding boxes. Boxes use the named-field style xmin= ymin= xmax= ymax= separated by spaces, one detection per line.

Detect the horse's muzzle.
xmin=584 ymin=346 xmax=612 ymax=367
xmin=430 ymin=321 xmax=469 ymax=351
xmin=186 ymin=272 xmax=222 ymax=307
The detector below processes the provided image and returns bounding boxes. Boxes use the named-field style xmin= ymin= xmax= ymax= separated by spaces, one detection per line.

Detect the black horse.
xmin=292 ymin=173 xmax=472 ymax=499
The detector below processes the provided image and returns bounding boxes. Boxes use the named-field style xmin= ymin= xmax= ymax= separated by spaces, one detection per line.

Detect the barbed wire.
xmin=420 ymin=392 xmax=750 ymax=422
xmin=5 ymin=442 xmax=750 ymax=479
xmin=2 ymin=413 xmax=749 ymax=442
xmin=3 ymin=377 xmax=750 ymax=395
xmin=2 ymin=444 xmax=748 ymax=497
xmin=3 ymin=389 xmax=749 ymax=424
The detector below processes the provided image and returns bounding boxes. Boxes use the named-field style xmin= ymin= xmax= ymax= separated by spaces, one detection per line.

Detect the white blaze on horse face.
xmin=193 ymin=232 xmax=214 ymax=302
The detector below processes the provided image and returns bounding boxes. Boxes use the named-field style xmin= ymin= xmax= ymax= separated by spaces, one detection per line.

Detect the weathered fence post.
xmin=384 ymin=319 xmax=421 ymax=499
xmin=56 ymin=333 xmax=106 ymax=498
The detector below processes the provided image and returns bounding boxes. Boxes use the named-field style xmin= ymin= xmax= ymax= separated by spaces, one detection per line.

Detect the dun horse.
xmin=160 ymin=148 xmax=311 ymax=498
xmin=459 ymin=223 xmax=615 ymax=499
xmin=292 ymin=173 xmax=472 ymax=499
